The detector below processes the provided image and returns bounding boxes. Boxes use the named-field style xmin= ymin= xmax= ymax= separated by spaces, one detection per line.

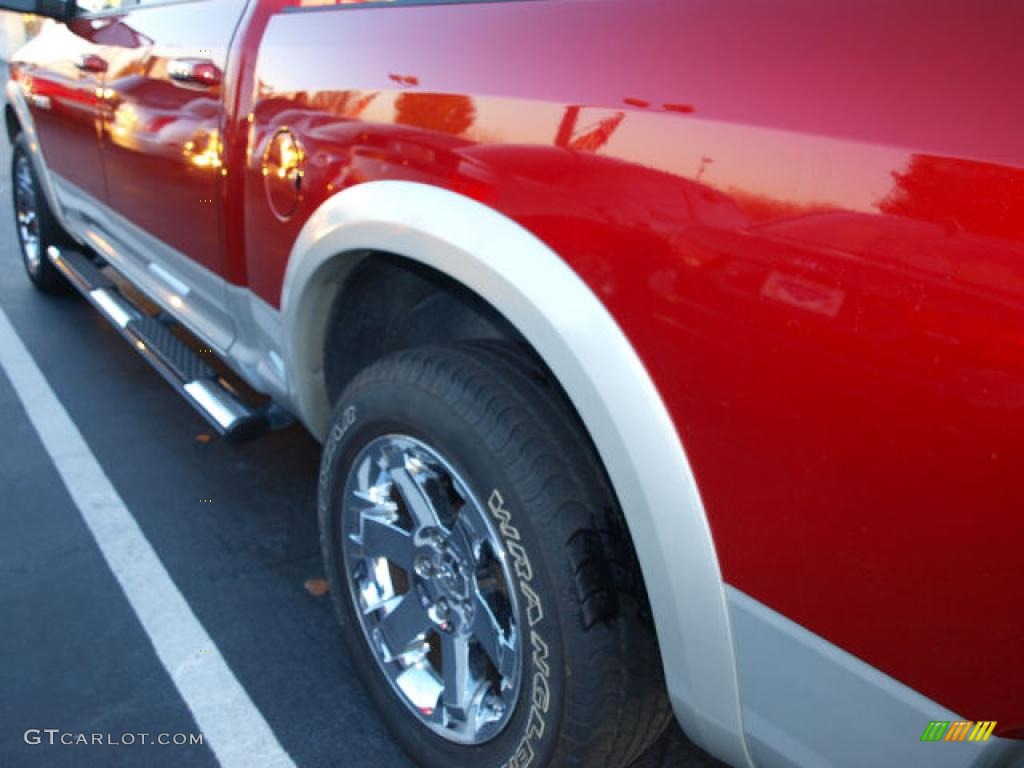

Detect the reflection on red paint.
xmin=11 ymin=0 xmax=1024 ymax=737
xmin=395 ymin=93 xmax=475 ymax=137
xmin=237 ymin=0 xmax=1024 ymax=734
xmin=879 ymin=154 xmax=1024 ymax=241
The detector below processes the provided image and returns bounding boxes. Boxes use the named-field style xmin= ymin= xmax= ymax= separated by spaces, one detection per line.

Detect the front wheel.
xmin=319 ymin=343 xmax=671 ymax=768
xmin=11 ymin=134 xmax=69 ymax=294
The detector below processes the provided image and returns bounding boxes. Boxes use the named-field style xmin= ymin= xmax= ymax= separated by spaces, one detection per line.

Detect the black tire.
xmin=319 ymin=343 xmax=672 ymax=768
xmin=11 ymin=133 xmax=70 ymax=294
xmin=628 ymin=722 xmax=730 ymax=768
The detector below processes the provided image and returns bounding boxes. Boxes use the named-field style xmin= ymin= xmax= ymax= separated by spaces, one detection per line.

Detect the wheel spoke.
xmin=356 ymin=514 xmax=414 ymax=569
xmin=441 ymin=632 xmax=475 ymax=719
xmin=471 ymin=594 xmax=517 ymax=680
xmin=451 ymin=500 xmax=490 ymax=559
xmin=379 ymin=594 xmax=429 ymax=656
xmin=353 ymin=481 xmax=393 ymax=506
xmin=390 ymin=465 xmax=438 ymax=529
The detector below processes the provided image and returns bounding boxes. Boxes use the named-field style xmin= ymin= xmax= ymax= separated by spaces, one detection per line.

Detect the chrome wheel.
xmin=13 ymin=152 xmax=41 ymax=273
xmin=340 ymin=434 xmax=522 ymax=745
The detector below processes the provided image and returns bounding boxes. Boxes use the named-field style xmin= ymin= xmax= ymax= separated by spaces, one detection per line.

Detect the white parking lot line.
xmin=0 ymin=306 xmax=296 ymax=768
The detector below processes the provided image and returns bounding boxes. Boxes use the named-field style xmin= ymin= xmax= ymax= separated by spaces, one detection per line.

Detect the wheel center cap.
xmin=414 ymin=543 xmax=471 ymax=606
xmin=437 ymin=551 xmax=468 ymax=599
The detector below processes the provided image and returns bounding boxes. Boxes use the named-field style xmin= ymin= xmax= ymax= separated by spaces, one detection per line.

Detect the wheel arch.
xmin=5 ymin=80 xmax=71 ymax=235
xmin=279 ymin=180 xmax=752 ymax=768
xmin=319 ymin=251 xmax=524 ymax=409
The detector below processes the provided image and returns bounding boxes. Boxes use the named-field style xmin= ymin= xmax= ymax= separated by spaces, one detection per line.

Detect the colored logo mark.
xmin=921 ymin=721 xmax=997 ymax=742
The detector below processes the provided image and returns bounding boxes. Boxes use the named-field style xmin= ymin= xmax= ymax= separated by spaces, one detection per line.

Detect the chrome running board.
xmin=48 ymin=245 xmax=270 ymax=441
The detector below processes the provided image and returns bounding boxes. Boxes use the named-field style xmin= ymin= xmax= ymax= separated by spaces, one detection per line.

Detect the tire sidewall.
xmin=318 ymin=372 xmax=565 ymax=768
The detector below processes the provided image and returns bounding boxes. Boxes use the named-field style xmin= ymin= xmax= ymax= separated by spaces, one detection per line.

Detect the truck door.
xmin=90 ymin=0 xmax=248 ymax=353
xmin=13 ymin=16 xmax=110 ymax=229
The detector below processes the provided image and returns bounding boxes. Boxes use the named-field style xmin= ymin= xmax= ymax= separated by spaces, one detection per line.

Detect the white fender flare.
xmin=5 ymin=79 xmax=73 ymax=235
xmin=280 ymin=180 xmax=752 ymax=768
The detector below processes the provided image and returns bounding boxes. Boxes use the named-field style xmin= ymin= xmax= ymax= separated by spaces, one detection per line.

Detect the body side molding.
xmin=279 ymin=180 xmax=753 ymax=768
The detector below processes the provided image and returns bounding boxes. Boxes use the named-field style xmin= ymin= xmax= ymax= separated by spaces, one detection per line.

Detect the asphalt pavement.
xmin=0 ymin=133 xmax=723 ymax=767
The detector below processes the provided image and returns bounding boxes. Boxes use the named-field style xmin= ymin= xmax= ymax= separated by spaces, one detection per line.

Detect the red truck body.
xmin=7 ymin=0 xmax=1023 ymax=765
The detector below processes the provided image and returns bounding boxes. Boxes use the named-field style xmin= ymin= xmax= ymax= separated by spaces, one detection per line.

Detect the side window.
xmin=76 ymin=0 xmax=180 ymax=13
xmin=75 ymin=0 xmax=140 ymax=12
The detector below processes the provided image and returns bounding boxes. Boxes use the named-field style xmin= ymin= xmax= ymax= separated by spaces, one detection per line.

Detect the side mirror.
xmin=0 ymin=0 xmax=75 ymax=20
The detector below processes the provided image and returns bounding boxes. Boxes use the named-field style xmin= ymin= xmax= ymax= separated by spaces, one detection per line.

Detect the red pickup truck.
xmin=4 ymin=1 xmax=1023 ymax=766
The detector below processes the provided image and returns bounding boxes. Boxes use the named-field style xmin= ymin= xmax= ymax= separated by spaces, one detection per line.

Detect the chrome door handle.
xmin=75 ymin=54 xmax=108 ymax=74
xmin=167 ymin=58 xmax=221 ymax=87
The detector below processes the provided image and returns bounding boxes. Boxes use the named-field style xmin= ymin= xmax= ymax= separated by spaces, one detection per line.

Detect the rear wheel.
xmin=319 ymin=343 xmax=672 ymax=768
xmin=11 ymin=133 xmax=69 ymax=294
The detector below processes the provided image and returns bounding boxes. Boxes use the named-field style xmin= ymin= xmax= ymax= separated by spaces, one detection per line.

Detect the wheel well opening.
xmin=5 ymin=104 xmax=20 ymax=144
xmin=319 ymin=251 xmax=657 ymax=629
xmin=322 ymin=251 xmax=528 ymax=407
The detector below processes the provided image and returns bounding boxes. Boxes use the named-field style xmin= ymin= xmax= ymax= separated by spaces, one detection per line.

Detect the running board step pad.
xmin=57 ymin=247 xmax=114 ymax=291
xmin=47 ymin=246 xmax=267 ymax=441
xmin=129 ymin=315 xmax=216 ymax=383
